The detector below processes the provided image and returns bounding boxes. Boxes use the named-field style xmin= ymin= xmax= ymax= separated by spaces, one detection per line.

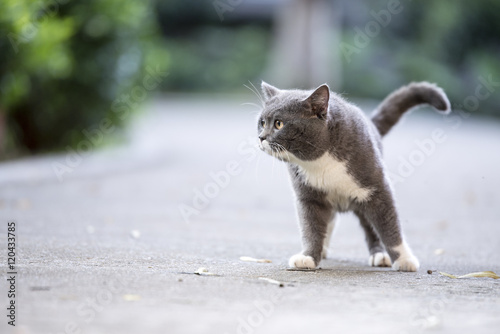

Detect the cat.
xmin=257 ymin=81 xmax=450 ymax=271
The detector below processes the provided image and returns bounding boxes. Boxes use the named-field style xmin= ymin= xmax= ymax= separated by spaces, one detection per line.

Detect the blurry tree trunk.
xmin=265 ymin=0 xmax=342 ymax=90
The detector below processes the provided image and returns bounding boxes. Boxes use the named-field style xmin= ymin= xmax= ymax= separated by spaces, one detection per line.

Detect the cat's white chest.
xmin=295 ymin=152 xmax=372 ymax=210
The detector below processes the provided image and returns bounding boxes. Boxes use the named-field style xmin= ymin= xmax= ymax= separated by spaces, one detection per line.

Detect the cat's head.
xmin=257 ymin=82 xmax=331 ymax=163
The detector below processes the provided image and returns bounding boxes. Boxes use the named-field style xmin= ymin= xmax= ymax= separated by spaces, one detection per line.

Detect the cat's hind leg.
xmin=355 ymin=211 xmax=391 ymax=267
xmin=361 ymin=189 xmax=420 ymax=272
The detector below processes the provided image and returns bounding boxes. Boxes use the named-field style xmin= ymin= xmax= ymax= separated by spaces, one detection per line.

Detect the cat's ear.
xmin=305 ymin=84 xmax=330 ymax=119
xmin=261 ymin=81 xmax=281 ymax=100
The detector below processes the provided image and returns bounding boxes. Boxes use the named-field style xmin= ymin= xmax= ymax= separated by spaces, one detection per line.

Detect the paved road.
xmin=1 ymin=95 xmax=499 ymax=334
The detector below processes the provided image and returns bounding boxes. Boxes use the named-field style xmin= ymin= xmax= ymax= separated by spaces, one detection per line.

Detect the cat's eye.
xmin=274 ymin=120 xmax=283 ymax=130
xmin=260 ymin=119 xmax=266 ymax=128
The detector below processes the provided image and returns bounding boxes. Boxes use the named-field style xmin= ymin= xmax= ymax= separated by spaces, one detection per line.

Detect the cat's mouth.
xmin=259 ymin=140 xmax=291 ymax=162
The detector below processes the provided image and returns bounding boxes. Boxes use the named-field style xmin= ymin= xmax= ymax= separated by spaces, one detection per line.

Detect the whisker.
xmin=271 ymin=143 xmax=291 ymax=181
xmin=280 ymin=146 xmax=291 ymax=162
xmin=267 ymin=143 xmax=278 ymax=176
xmin=243 ymin=83 xmax=264 ymax=108
xmin=243 ymin=83 xmax=257 ymax=97
xmin=241 ymin=102 xmax=262 ymax=109
xmin=249 ymin=80 xmax=265 ymax=105
xmin=240 ymin=102 xmax=262 ymax=116
xmin=270 ymin=142 xmax=292 ymax=163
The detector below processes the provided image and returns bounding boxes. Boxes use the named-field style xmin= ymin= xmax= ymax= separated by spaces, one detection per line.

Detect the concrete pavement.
xmin=1 ymin=95 xmax=499 ymax=334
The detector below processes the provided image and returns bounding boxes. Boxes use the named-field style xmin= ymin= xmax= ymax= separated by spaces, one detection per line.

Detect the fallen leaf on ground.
xmin=194 ymin=267 xmax=217 ymax=276
xmin=439 ymin=271 xmax=499 ymax=279
xmin=458 ymin=271 xmax=499 ymax=279
xmin=122 ymin=294 xmax=141 ymax=301
xmin=239 ymin=256 xmax=272 ymax=263
xmin=258 ymin=277 xmax=284 ymax=287
xmin=434 ymin=248 xmax=445 ymax=255
xmin=439 ymin=272 xmax=458 ymax=279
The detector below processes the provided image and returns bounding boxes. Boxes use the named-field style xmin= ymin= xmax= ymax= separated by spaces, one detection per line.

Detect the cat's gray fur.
xmin=257 ymin=81 xmax=450 ymax=271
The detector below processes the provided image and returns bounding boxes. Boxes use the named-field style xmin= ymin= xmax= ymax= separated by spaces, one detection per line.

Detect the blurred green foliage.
xmin=339 ymin=0 xmax=500 ymax=116
xmin=159 ymin=25 xmax=269 ymax=92
xmin=1 ymin=0 xmax=499 ymax=158
xmin=154 ymin=0 xmax=269 ymax=92
xmin=153 ymin=0 xmax=500 ymax=116
xmin=0 ymin=0 xmax=168 ymax=156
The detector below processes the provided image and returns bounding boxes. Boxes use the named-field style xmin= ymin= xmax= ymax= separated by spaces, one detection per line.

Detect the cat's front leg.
xmin=289 ymin=197 xmax=334 ymax=269
xmin=321 ymin=213 xmax=337 ymax=259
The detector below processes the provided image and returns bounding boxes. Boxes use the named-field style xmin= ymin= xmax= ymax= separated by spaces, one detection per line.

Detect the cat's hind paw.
xmin=392 ymin=255 xmax=420 ymax=272
xmin=288 ymin=254 xmax=317 ymax=269
xmin=391 ymin=241 xmax=420 ymax=272
xmin=369 ymin=252 xmax=391 ymax=267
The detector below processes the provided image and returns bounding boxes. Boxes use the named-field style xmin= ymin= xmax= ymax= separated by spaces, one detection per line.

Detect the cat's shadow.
xmin=283 ymin=258 xmax=395 ymax=277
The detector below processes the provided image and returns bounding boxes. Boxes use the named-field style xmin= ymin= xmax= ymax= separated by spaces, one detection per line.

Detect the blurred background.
xmin=1 ymin=0 xmax=499 ymax=158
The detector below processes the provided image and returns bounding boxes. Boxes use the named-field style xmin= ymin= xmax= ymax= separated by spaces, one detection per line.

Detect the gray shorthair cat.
xmin=257 ymin=81 xmax=450 ymax=271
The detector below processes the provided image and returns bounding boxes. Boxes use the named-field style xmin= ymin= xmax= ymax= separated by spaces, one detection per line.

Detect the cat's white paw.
xmin=369 ymin=252 xmax=391 ymax=267
xmin=392 ymin=255 xmax=420 ymax=272
xmin=288 ymin=254 xmax=317 ymax=269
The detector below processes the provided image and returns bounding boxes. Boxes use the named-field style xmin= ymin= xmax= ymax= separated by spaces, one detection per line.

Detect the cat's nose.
xmin=259 ymin=135 xmax=266 ymax=142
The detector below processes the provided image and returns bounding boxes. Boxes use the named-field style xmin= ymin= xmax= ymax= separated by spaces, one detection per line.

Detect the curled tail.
xmin=371 ymin=82 xmax=451 ymax=137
